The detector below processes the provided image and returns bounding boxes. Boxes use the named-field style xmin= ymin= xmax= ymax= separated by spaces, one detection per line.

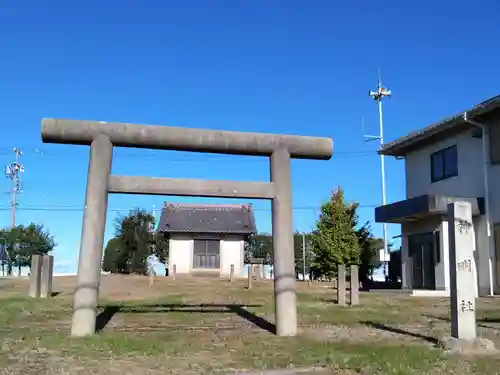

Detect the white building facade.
xmin=168 ymin=233 xmax=245 ymax=277
xmin=158 ymin=203 xmax=256 ymax=278
xmin=375 ymin=95 xmax=500 ymax=296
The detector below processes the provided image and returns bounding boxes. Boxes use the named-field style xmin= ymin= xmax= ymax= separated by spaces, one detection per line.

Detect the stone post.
xmin=40 ymin=255 xmax=54 ymax=298
xmin=29 ymin=254 xmax=42 ymax=298
xmin=71 ymin=135 xmax=113 ymax=337
xmin=172 ymin=264 xmax=177 ymax=280
xmin=337 ymin=265 xmax=346 ymax=306
xmin=448 ymin=201 xmax=477 ymax=340
xmin=229 ymin=264 xmax=234 ymax=282
xmin=247 ymin=265 xmax=253 ymax=289
xmin=271 ymin=148 xmax=297 ymax=336
xmin=350 ymin=265 xmax=359 ymax=305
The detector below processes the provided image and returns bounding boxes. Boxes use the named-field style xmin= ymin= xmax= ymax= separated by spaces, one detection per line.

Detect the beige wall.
xmin=168 ymin=233 xmax=245 ymax=277
xmin=400 ymin=116 xmax=500 ymax=295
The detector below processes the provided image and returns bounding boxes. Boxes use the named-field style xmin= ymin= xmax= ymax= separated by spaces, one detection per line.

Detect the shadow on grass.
xmin=320 ymin=297 xmax=359 ymax=305
xmin=362 ymin=320 xmax=439 ymax=345
xmin=423 ymin=314 xmax=500 ymax=330
xmin=480 ymin=317 xmax=500 ymax=324
xmin=95 ymin=303 xmax=276 ymax=334
xmin=320 ymin=298 xmax=339 ymax=304
xmin=51 ymin=292 xmax=61 ymax=297
xmin=360 ymin=281 xmax=402 ymax=291
xmin=422 ymin=314 xmax=448 ymax=323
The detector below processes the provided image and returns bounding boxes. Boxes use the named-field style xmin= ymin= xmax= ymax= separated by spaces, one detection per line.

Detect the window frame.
xmin=430 ymin=145 xmax=458 ymax=183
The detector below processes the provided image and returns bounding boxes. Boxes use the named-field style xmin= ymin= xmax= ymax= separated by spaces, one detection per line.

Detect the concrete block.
xmin=337 ymin=265 xmax=346 ymax=306
xmin=29 ymin=255 xmax=42 ymax=298
xmin=350 ymin=265 xmax=359 ymax=305
xmin=40 ymin=255 xmax=54 ymax=298
xmin=438 ymin=336 xmax=496 ymax=354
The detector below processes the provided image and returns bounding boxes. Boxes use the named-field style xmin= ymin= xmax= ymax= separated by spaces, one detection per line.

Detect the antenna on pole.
xmin=366 ymin=70 xmax=392 ymax=280
xmin=362 ymin=114 xmax=378 ymax=142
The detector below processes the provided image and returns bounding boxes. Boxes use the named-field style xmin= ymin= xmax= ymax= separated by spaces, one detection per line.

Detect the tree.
xmin=310 ymin=187 xmax=360 ymax=279
xmin=0 ymin=223 xmax=56 ymax=276
xmin=388 ymin=247 xmax=402 ymax=283
xmin=293 ymin=232 xmax=314 ymax=279
xmin=102 ymin=237 xmax=126 ymax=273
xmin=244 ymin=233 xmax=272 ymax=264
xmin=245 ymin=232 xmax=314 ymax=280
xmin=356 ymin=223 xmax=383 ymax=284
xmin=102 ymin=209 xmax=169 ymax=274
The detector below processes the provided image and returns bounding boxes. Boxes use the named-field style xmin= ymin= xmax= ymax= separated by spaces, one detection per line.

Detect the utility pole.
xmin=365 ymin=73 xmax=392 ymax=280
xmin=0 ymin=236 xmax=6 ymax=276
xmin=149 ymin=204 xmax=157 ymax=255
xmin=152 ymin=204 xmax=157 ymax=223
xmin=302 ymin=232 xmax=306 ymax=281
xmin=5 ymin=148 xmax=24 ymax=229
xmin=4 ymin=148 xmax=23 ymax=277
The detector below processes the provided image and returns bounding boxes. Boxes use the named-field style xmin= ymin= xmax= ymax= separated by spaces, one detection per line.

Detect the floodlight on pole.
xmin=364 ymin=72 xmax=392 ymax=280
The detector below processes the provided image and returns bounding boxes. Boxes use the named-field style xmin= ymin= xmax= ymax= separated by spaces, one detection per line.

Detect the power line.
xmin=0 ymin=146 xmax=381 ymax=220
xmin=0 ymin=204 xmax=378 ymax=212
xmin=4 ymin=148 xmax=24 ymax=228
xmin=6 ymin=147 xmax=380 ymax=162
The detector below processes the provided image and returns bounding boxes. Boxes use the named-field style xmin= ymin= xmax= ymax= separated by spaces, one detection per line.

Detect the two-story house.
xmin=375 ymin=94 xmax=500 ymax=297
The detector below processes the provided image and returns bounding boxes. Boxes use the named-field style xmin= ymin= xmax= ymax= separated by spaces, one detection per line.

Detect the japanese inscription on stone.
xmin=460 ymin=299 xmax=474 ymax=313
xmin=457 ymin=258 xmax=472 ymax=272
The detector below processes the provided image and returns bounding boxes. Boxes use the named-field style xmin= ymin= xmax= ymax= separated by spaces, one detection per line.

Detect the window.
xmin=434 ymin=231 xmax=441 ymax=264
xmin=489 ymin=125 xmax=500 ymax=164
xmin=431 ymin=145 xmax=458 ymax=182
xmin=193 ymin=239 xmax=220 ymax=269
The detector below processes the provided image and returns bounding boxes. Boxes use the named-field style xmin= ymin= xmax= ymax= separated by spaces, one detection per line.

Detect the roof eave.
xmin=378 ymin=94 xmax=500 ymax=157
xmin=378 ymin=118 xmax=467 ymax=157
xmin=378 ymin=117 xmax=470 ymax=157
xmin=158 ymin=229 xmax=256 ymax=235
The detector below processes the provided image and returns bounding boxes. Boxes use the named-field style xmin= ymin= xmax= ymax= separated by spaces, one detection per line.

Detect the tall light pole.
xmin=5 ymin=148 xmax=24 ymax=229
xmin=365 ymin=75 xmax=392 ymax=280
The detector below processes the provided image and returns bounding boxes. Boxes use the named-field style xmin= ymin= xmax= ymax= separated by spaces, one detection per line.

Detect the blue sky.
xmin=1 ymin=1 xmax=499 ymax=274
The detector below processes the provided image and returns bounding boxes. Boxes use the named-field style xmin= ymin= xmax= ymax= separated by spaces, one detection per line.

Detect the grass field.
xmin=1 ymin=275 xmax=500 ymax=374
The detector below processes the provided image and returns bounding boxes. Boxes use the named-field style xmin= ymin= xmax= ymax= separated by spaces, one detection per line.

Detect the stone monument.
xmin=440 ymin=201 xmax=496 ymax=354
xmin=448 ymin=201 xmax=476 ymax=340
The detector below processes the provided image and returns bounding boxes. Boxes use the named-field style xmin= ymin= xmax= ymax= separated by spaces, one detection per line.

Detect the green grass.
xmin=1 ymin=276 xmax=500 ymax=374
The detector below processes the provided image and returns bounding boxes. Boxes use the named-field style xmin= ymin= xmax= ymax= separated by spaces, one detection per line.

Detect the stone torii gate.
xmin=41 ymin=118 xmax=333 ymax=337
